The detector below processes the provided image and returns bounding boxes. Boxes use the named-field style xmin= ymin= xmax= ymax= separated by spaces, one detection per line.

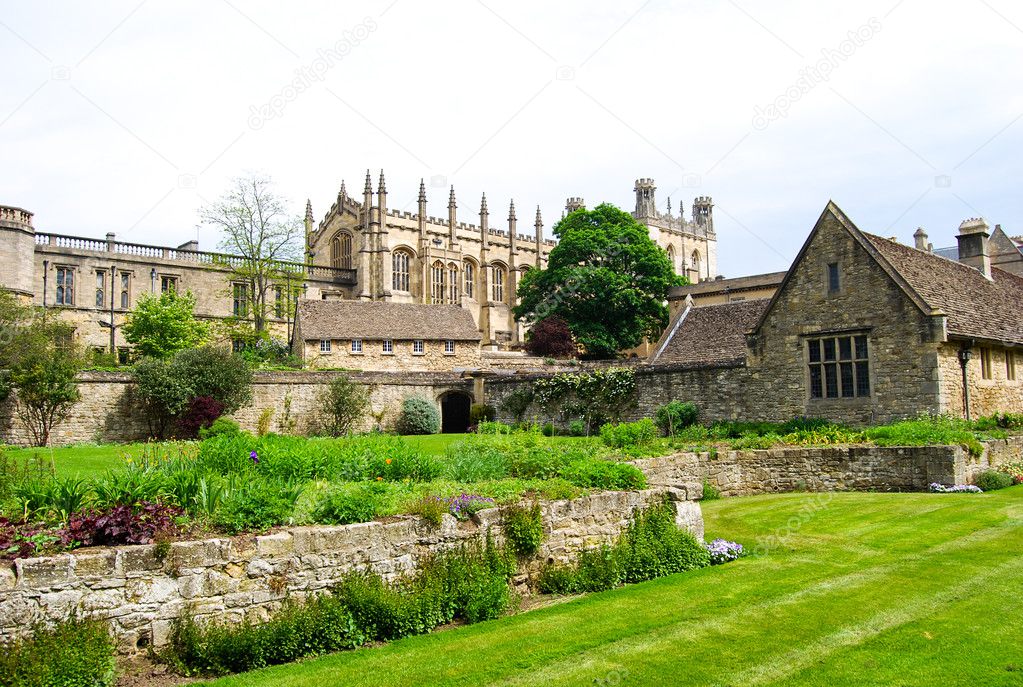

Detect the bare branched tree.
xmin=200 ymin=174 xmax=305 ymax=333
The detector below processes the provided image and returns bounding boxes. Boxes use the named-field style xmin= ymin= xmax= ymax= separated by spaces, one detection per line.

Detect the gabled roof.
xmin=649 ymin=298 xmax=769 ymax=366
xmin=668 ymin=271 xmax=785 ymax=299
xmin=864 ymin=234 xmax=1023 ymax=344
xmin=296 ymin=300 xmax=482 ymax=341
xmin=752 ymin=201 xmax=1023 ymax=346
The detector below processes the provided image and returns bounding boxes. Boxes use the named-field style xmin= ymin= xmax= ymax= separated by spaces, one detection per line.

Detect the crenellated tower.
xmin=0 ymin=205 xmax=35 ymax=299
xmin=634 ymin=178 xmax=657 ymax=218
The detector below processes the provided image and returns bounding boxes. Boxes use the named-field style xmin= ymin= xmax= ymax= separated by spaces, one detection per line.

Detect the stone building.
xmin=292 ymin=299 xmax=481 ymax=372
xmin=0 ymin=174 xmax=714 ymax=357
xmin=645 ymin=202 xmax=1023 ymax=423
xmin=667 ymin=271 xmax=785 ymax=313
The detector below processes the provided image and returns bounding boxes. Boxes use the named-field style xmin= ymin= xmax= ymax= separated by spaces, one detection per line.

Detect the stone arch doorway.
xmin=440 ymin=391 xmax=472 ymax=434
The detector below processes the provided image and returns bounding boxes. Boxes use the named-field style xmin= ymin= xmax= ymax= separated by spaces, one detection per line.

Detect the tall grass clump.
xmin=0 ymin=618 xmax=116 ymax=687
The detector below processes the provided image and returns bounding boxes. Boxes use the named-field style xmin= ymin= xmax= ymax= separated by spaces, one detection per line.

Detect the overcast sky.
xmin=3 ymin=0 xmax=1022 ymax=277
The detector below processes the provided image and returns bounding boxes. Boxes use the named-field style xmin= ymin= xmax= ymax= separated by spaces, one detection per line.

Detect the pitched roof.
xmin=296 ymin=300 xmax=482 ymax=341
xmin=863 ymin=233 xmax=1023 ymax=344
xmin=649 ymin=299 xmax=768 ymax=366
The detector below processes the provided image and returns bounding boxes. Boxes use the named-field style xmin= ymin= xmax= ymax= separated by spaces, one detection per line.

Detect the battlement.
xmin=0 ymin=205 xmax=34 ymax=228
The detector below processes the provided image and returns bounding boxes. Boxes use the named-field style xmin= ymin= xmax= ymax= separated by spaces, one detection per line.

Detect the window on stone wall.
xmin=807 ymin=334 xmax=870 ymax=399
xmin=382 ymin=339 xmax=393 ymax=354
xmin=827 ymin=262 xmax=840 ymax=293
xmin=413 ymin=339 xmax=424 ymax=354
xmin=232 ymin=282 xmax=248 ymax=317
xmin=980 ymin=347 xmax=992 ymax=379
xmin=351 ymin=339 xmax=363 ymax=353
xmin=444 ymin=340 xmax=455 ymax=354
xmin=160 ymin=275 xmax=177 ymax=293
xmin=320 ymin=339 xmax=331 ymax=353
xmin=95 ymin=271 xmax=105 ymax=308
xmin=1007 ymin=350 xmax=1017 ymax=381
xmin=448 ymin=263 xmax=459 ymax=304
xmin=463 ymin=261 xmax=475 ymax=298
xmin=274 ymin=286 xmax=284 ymax=318
xmin=56 ymin=266 xmax=74 ymax=305
xmin=431 ymin=261 xmax=445 ymax=303
xmin=119 ymin=272 xmax=131 ymax=309
xmin=331 ymin=232 xmax=353 ymax=269
xmin=392 ymin=251 xmax=411 ymax=292
xmin=491 ymin=264 xmax=505 ymax=303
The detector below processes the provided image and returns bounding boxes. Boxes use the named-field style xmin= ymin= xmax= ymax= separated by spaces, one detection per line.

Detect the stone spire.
xmin=534 ymin=205 xmax=543 ymax=265
xmin=305 ymin=199 xmax=313 ymax=225
xmin=418 ymin=178 xmax=427 ymax=204
xmin=363 ymin=169 xmax=372 ymax=195
xmin=508 ymin=199 xmax=517 ymax=257
xmin=447 ymin=186 xmax=458 ymax=247
xmin=337 ymin=180 xmax=346 ymax=205
xmin=479 ymin=193 xmax=489 ymax=249
xmin=378 ymin=169 xmax=386 ymax=194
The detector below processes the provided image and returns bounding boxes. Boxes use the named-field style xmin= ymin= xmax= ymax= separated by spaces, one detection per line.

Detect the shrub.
xmin=864 ymin=415 xmax=984 ymax=457
xmin=215 ymin=479 xmax=301 ymax=533
xmin=705 ymin=538 xmax=745 ymax=565
xmin=524 ymin=316 xmax=576 ymax=358
xmin=198 ymin=416 xmax=241 ymax=440
xmin=507 ymin=446 xmax=571 ymax=480
xmin=560 ymin=460 xmax=646 ymax=490
xmin=177 ymin=396 xmax=226 ymax=438
xmin=998 ymin=461 xmax=1023 ymax=484
xmin=600 ymin=418 xmax=658 ymax=448
xmin=0 ymin=617 xmax=116 ymax=687
xmin=132 ymin=357 xmax=192 ymax=439
xmin=317 ymin=374 xmax=370 ymax=437
xmin=444 ymin=436 xmax=508 ymax=482
xmin=974 ymin=412 xmax=1023 ymax=430
xmin=311 ymin=485 xmax=379 ymax=525
xmin=655 ymin=401 xmax=699 ymax=436
xmin=500 ymin=388 xmax=534 ymax=423
xmin=502 ymin=502 xmax=544 ymax=557
xmin=568 ymin=419 xmax=587 ymax=437
xmin=535 ymin=499 xmax=709 ymax=594
xmin=975 ymin=470 xmax=1014 ymax=491
xmin=163 ymin=596 xmax=364 ymax=676
xmin=469 ymin=404 xmax=496 ymax=426
xmin=412 ymin=496 xmax=447 ymax=527
xmin=170 ymin=346 xmax=253 ymax=414
xmin=396 ymin=396 xmax=440 ymax=435
xmin=477 ymin=421 xmax=511 ymax=435
xmin=701 ymin=480 xmax=721 ymax=501
xmin=61 ymin=501 xmax=182 ymax=547
xmin=443 ymin=493 xmax=496 ymax=520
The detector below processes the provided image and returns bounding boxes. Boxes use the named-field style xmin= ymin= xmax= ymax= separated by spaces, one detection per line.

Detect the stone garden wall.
xmin=0 ymin=370 xmax=474 ymax=446
xmin=633 ymin=437 xmax=1023 ymax=497
xmin=0 ymin=488 xmax=703 ymax=652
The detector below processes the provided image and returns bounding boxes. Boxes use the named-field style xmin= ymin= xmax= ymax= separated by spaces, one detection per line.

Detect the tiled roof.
xmin=650 ymin=299 xmax=769 ymax=366
xmin=296 ymin=300 xmax=482 ymax=341
xmin=864 ymin=233 xmax=1023 ymax=344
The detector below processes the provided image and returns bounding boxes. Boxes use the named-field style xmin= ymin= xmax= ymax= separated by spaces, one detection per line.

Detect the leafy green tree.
xmin=514 ymin=204 xmax=685 ymax=358
xmin=122 ymin=290 xmax=211 ymax=359
xmin=6 ymin=311 xmax=82 ymax=446
xmin=200 ymin=174 xmax=305 ymax=333
xmin=132 ymin=357 xmax=192 ymax=439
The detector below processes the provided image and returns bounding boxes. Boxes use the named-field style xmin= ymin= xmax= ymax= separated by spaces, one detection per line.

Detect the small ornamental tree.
xmin=132 ymin=357 xmax=191 ymax=439
xmin=396 ymin=396 xmax=440 ymax=435
xmin=122 ymin=290 xmax=211 ymax=359
xmin=171 ymin=346 xmax=253 ymax=415
xmin=317 ymin=374 xmax=370 ymax=437
xmin=524 ymin=316 xmax=576 ymax=358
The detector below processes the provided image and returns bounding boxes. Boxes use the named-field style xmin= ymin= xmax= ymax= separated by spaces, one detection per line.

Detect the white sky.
xmin=3 ymin=0 xmax=1022 ymax=276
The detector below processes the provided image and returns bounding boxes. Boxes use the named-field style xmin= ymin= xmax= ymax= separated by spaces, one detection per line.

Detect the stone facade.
xmin=301 ymin=337 xmax=482 ymax=372
xmin=0 ymin=489 xmax=703 ymax=652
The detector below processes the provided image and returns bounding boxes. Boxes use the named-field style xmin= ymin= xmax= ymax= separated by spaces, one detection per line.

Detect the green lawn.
xmin=201 ymin=487 xmax=1023 ymax=687
xmin=1 ymin=434 xmax=474 ymax=480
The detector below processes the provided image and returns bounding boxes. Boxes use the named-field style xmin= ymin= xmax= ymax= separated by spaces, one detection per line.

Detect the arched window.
xmin=392 ymin=250 xmax=411 ymax=292
xmin=331 ymin=232 xmax=352 ymax=269
xmin=431 ymin=260 xmax=446 ymax=303
xmin=691 ymin=250 xmax=701 ymax=279
xmin=463 ymin=260 xmax=475 ymax=299
xmin=491 ymin=264 xmax=505 ymax=303
xmin=448 ymin=263 xmax=459 ymax=304
xmin=666 ymin=245 xmax=676 ymax=272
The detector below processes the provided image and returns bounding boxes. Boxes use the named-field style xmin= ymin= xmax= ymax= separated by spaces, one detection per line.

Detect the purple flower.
xmin=704 ymin=538 xmax=744 ymax=565
xmin=929 ymin=482 xmax=981 ymax=493
xmin=250 ymin=451 xmax=259 ymax=464
xmin=443 ymin=493 xmax=495 ymax=520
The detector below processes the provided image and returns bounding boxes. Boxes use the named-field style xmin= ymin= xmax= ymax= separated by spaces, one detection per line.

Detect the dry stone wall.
xmin=0 ymin=489 xmax=703 ymax=652
xmin=633 ymin=437 xmax=1023 ymax=497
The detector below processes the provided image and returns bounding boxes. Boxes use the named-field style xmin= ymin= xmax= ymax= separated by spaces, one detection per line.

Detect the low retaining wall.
xmin=633 ymin=437 xmax=1023 ymax=497
xmin=0 ymin=489 xmax=702 ymax=652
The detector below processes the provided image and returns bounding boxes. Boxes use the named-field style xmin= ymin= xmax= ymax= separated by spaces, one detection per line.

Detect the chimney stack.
xmin=956 ymin=218 xmax=992 ymax=279
xmin=913 ymin=227 xmax=928 ymax=251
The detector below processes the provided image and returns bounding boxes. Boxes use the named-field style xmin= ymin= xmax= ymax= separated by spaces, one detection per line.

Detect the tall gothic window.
xmin=56 ymin=266 xmax=74 ymax=305
xmin=666 ymin=245 xmax=676 ymax=272
xmin=392 ymin=250 xmax=411 ymax=292
xmin=95 ymin=271 xmax=105 ymax=308
xmin=448 ymin=263 xmax=459 ymax=304
xmin=431 ymin=261 xmax=446 ymax=303
xmin=691 ymin=250 xmax=701 ymax=279
xmin=463 ymin=261 xmax=475 ymax=299
xmin=331 ymin=232 xmax=352 ymax=269
xmin=119 ymin=272 xmax=131 ymax=309
xmin=491 ymin=264 xmax=505 ymax=303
